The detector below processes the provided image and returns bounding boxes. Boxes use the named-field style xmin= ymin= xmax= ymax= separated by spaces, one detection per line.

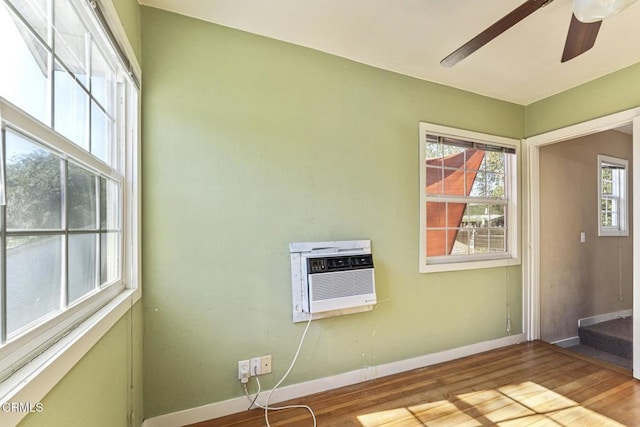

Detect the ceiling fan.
xmin=441 ymin=0 xmax=638 ymax=67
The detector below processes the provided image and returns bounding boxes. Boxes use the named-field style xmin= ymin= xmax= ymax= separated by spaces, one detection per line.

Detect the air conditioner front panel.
xmin=308 ymin=268 xmax=376 ymax=313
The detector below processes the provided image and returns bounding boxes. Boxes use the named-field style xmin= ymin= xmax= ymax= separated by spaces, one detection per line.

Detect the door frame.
xmin=523 ymin=107 xmax=640 ymax=378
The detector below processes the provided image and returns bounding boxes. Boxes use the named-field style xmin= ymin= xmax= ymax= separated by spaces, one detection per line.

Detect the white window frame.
xmin=419 ymin=122 xmax=521 ymax=273
xmin=598 ymin=154 xmax=629 ymax=237
xmin=0 ymin=0 xmax=140 ymax=422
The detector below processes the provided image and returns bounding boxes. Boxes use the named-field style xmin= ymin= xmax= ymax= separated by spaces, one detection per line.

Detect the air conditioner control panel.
xmin=308 ymin=254 xmax=374 ymax=274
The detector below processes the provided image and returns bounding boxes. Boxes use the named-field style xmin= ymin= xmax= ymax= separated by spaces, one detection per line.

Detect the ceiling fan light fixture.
xmin=573 ymin=0 xmax=638 ymax=23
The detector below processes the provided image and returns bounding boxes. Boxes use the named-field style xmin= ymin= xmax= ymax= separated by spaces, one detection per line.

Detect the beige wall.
xmin=539 ymin=130 xmax=633 ymax=342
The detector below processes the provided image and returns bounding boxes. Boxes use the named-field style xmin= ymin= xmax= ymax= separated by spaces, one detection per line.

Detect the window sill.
xmin=598 ymin=230 xmax=630 ymax=237
xmin=0 ymin=287 xmax=140 ymax=426
xmin=420 ymin=257 xmax=520 ymax=273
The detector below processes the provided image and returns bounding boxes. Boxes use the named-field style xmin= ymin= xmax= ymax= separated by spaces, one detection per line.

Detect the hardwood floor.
xmin=191 ymin=341 xmax=640 ymax=426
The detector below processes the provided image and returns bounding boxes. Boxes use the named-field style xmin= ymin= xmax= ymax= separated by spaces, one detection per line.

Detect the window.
xmin=0 ymin=0 xmax=139 ymax=380
xmin=598 ymin=154 xmax=628 ymax=237
xmin=419 ymin=123 xmax=519 ymax=273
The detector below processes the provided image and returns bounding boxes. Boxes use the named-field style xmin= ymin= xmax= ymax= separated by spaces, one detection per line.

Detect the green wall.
xmin=111 ymin=0 xmax=142 ymax=63
xmin=141 ymin=7 xmax=524 ymax=418
xmin=18 ymin=302 xmax=144 ymax=427
xmin=525 ymin=62 xmax=640 ymax=136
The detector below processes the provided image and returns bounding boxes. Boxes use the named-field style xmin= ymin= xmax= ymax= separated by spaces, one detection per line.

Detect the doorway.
xmin=524 ymin=109 xmax=640 ymax=378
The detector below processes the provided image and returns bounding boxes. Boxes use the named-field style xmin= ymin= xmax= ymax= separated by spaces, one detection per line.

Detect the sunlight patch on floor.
xmin=456 ymin=388 xmax=535 ymax=423
xmin=498 ymin=382 xmax=578 ymax=413
xmin=355 ymin=381 xmax=624 ymax=426
xmin=357 ymin=401 xmax=479 ymax=426
xmin=355 ymin=407 xmax=419 ymax=426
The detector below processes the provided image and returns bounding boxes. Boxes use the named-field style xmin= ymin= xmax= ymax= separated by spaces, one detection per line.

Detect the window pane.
xmin=54 ymin=63 xmax=89 ymax=148
xmin=425 ymin=229 xmax=447 ymax=257
xmin=489 ymin=229 xmax=506 ymax=253
xmin=486 ymin=172 xmax=505 ymax=198
xmin=464 ymin=204 xmax=486 ymax=227
xmin=442 ymin=144 xmax=465 ymax=159
xmin=99 ymin=178 xmax=121 ymax=285
xmin=7 ymin=235 xmax=62 ymax=335
xmin=91 ymin=101 xmax=113 ymax=163
xmin=91 ymin=41 xmax=115 ymax=111
xmin=6 ymin=130 xmax=63 ymax=230
xmin=100 ymin=232 xmax=120 ymax=285
xmin=0 ymin=3 xmax=50 ymax=123
xmin=472 ymin=229 xmax=490 ymax=254
xmin=489 ymin=204 xmax=506 ymax=226
xmin=68 ymin=162 xmax=97 ymax=229
xmin=68 ymin=233 xmax=97 ymax=303
xmin=100 ymin=177 xmax=120 ymax=230
xmin=425 ymin=140 xmax=443 ymax=166
xmin=452 ymin=229 xmax=470 ymax=255
xmin=469 ymin=171 xmax=486 ymax=197
xmin=6 ymin=0 xmax=50 ymax=42
xmin=485 ymin=152 xmax=505 ymax=174
xmin=54 ymin=0 xmax=88 ymax=85
xmin=425 ymin=166 xmax=443 ymax=195
xmin=443 ymin=168 xmax=466 ymax=196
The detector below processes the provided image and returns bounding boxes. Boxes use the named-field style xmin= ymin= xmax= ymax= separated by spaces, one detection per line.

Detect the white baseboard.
xmin=578 ymin=309 xmax=632 ymax=328
xmin=142 ymin=333 xmax=525 ymax=427
xmin=552 ymin=336 xmax=580 ymax=348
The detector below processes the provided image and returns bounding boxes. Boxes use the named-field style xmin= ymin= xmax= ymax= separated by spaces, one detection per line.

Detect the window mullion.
xmin=0 ymin=125 xmax=6 ymax=345
xmin=95 ymin=176 xmax=101 ymax=290
xmin=425 ymin=195 xmax=508 ymax=205
xmin=48 ymin=0 xmax=55 ymax=128
xmin=62 ymin=160 xmax=68 ymax=309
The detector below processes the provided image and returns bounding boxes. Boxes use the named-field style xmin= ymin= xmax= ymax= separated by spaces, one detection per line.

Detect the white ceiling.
xmin=138 ymin=0 xmax=640 ymax=105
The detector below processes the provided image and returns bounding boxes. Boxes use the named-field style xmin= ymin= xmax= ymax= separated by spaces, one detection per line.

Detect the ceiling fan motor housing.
xmin=573 ymin=0 xmax=638 ymax=23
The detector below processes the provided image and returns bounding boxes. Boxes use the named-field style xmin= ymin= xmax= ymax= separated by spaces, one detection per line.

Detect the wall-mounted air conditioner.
xmin=290 ymin=240 xmax=376 ymax=322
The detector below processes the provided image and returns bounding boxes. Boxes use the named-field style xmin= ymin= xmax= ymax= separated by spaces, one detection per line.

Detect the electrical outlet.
xmin=238 ymin=360 xmax=250 ymax=383
xmin=250 ymin=357 xmax=262 ymax=376
xmin=260 ymin=355 xmax=272 ymax=374
xmin=249 ymin=355 xmax=272 ymax=376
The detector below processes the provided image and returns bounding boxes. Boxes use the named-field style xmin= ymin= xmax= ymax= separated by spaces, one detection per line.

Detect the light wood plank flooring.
xmin=191 ymin=341 xmax=640 ymax=426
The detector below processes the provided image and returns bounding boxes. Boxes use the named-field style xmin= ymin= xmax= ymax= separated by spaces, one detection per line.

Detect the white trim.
xmin=633 ymin=116 xmax=640 ymax=379
xmin=524 ymin=106 xmax=640 ymax=368
xmin=141 ymin=333 xmax=525 ymax=427
xmin=521 ymin=137 xmax=537 ymax=341
xmin=0 ymin=289 xmax=139 ymax=426
xmin=577 ymin=309 xmax=633 ymax=328
xmin=552 ymin=337 xmax=580 ymax=348
xmin=96 ymin=0 xmax=142 ymax=79
xmin=526 ymin=108 xmax=640 ymax=145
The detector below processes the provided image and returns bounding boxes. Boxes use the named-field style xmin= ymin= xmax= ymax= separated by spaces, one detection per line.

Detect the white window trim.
xmin=419 ymin=122 xmax=521 ymax=273
xmin=0 ymin=98 xmax=141 ymax=425
xmin=0 ymin=289 xmax=140 ymax=426
xmin=0 ymin=0 xmax=141 ymax=422
xmin=597 ymin=154 xmax=629 ymax=237
xmin=0 ymin=100 xmax=140 ymax=426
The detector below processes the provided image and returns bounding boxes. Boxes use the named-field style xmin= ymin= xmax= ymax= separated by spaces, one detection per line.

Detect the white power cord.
xmin=243 ymin=314 xmax=316 ymax=426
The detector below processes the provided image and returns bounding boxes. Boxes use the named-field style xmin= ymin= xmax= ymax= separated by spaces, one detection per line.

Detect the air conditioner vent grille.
xmin=310 ymin=269 xmax=375 ymax=301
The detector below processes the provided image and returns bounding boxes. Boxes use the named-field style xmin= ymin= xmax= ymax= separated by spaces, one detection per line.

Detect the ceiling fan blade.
xmin=561 ymin=13 xmax=602 ymax=62
xmin=441 ymin=0 xmax=550 ymax=67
